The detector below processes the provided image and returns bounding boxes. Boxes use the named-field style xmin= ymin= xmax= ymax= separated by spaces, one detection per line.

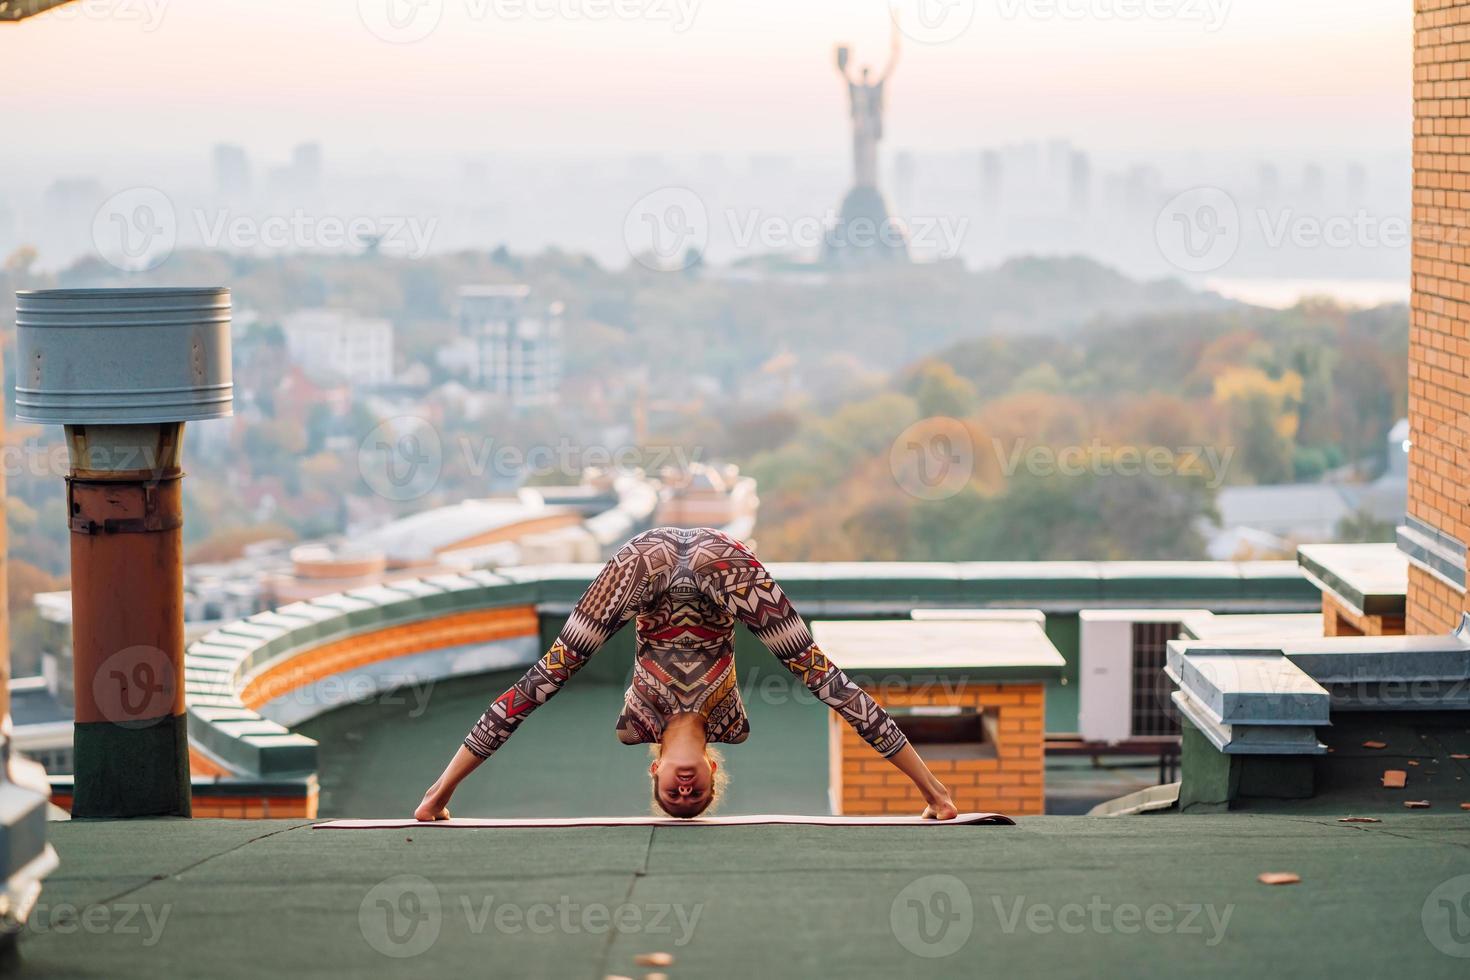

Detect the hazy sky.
xmin=4 ymin=0 xmax=1409 ymax=166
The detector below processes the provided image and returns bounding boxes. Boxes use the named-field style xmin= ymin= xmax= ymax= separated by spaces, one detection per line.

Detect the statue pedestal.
xmin=826 ymin=185 xmax=908 ymax=266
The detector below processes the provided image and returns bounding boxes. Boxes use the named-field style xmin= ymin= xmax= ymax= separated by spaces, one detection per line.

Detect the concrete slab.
xmin=1165 ymin=648 xmax=1330 ymax=725
xmin=1284 ymin=634 xmax=1470 ymax=683
xmin=812 ymin=620 xmax=1066 ymax=679
xmin=1169 ymin=689 xmax=1327 ymax=755
xmin=1296 ymin=542 xmax=1408 ymax=616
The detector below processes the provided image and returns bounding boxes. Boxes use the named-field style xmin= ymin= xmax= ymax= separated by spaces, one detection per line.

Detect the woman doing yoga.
xmin=415 ymin=526 xmax=957 ymax=820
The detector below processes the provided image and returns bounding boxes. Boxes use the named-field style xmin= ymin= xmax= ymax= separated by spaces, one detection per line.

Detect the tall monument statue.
xmin=829 ymin=21 xmax=907 ymax=264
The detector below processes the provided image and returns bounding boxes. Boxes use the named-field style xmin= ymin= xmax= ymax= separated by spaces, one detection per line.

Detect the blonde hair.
xmin=648 ymin=744 xmax=728 ymax=817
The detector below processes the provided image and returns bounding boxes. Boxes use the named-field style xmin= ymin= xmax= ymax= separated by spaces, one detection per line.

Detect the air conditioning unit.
xmin=1078 ymin=610 xmax=1212 ymax=744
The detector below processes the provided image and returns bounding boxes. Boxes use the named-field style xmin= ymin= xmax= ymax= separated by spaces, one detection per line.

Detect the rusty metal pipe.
xmin=15 ymin=287 xmax=232 ymax=819
xmin=67 ymin=423 xmax=190 ymax=817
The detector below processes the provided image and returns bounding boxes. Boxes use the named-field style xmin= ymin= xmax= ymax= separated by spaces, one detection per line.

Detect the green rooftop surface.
xmin=297 ymin=670 xmax=831 ymax=818
xmin=32 ymin=810 xmax=1470 ymax=979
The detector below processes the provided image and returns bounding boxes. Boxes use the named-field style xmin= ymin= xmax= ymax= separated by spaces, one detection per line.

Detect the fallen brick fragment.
xmin=1383 ymin=770 xmax=1407 ymax=788
xmin=1258 ymin=872 xmax=1301 ymax=885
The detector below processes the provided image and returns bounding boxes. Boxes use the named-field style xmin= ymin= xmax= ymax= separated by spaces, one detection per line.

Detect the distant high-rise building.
xmin=1068 ymin=149 xmax=1091 ymax=215
xmin=1123 ymin=165 xmax=1161 ymax=214
xmin=0 ymin=200 xmax=16 ymax=256
xmin=281 ymin=309 xmax=395 ymax=386
xmin=1301 ymin=163 xmax=1326 ymax=205
xmin=292 ymin=142 xmax=322 ymax=191
xmin=41 ymin=177 xmax=105 ymax=260
xmin=42 ymin=177 xmax=104 ymax=219
xmin=980 ymin=150 xmax=1003 ymax=216
xmin=1045 ymin=139 xmax=1072 ymax=190
xmin=1347 ymin=162 xmax=1368 ymax=203
xmin=1257 ymin=162 xmax=1281 ymax=204
xmin=445 ymin=285 xmax=564 ymax=408
xmin=268 ymin=143 xmax=323 ymax=198
xmin=213 ymin=144 xmax=252 ymax=200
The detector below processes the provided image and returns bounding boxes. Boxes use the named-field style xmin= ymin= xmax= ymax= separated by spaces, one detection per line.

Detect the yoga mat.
xmin=314 ymin=812 xmax=1015 ymax=829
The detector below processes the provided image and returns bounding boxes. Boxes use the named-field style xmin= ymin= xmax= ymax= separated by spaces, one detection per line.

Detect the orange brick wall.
xmin=49 ymin=788 xmax=317 ymax=819
xmin=831 ymin=681 xmax=1046 ymax=817
xmin=1407 ymin=563 xmax=1465 ymax=633
xmin=188 ymin=791 xmax=318 ymax=819
xmin=1408 ymin=0 xmax=1470 ymax=631
xmin=1321 ymin=593 xmax=1406 ymax=636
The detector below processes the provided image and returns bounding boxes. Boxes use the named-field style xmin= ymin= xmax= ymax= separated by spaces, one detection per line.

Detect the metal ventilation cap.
xmin=15 ymin=287 xmax=233 ymax=425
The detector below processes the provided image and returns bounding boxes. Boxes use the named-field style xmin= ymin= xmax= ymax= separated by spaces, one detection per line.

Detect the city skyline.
xmin=4 ymin=0 xmax=1408 ymax=165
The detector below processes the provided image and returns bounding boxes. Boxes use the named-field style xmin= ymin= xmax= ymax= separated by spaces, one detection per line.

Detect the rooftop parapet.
xmin=171 ymin=559 xmax=1317 ymax=806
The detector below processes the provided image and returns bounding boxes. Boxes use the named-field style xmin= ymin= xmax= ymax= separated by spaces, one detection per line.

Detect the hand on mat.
xmin=414 ymin=789 xmax=452 ymax=822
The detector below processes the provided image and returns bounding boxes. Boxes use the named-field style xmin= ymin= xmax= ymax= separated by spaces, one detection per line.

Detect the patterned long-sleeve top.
xmin=463 ymin=526 xmax=909 ymax=760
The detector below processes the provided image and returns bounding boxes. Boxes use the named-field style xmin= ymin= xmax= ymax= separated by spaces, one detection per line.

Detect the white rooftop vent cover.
xmin=15 ymin=287 xmax=233 ymax=425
